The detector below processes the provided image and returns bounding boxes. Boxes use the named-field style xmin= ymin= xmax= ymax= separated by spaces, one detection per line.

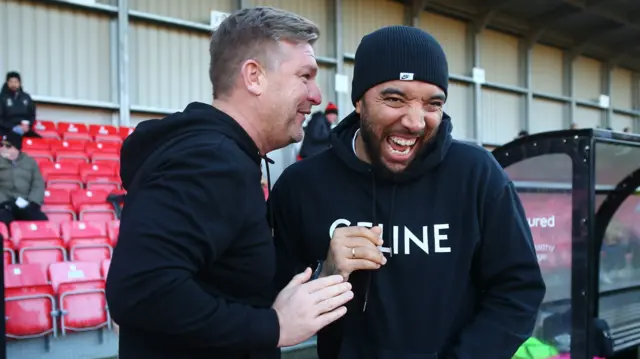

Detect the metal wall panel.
xmin=418 ymin=12 xmax=469 ymax=76
xmin=339 ymin=62 xmax=356 ymax=117
xmin=574 ymin=105 xmax=602 ymax=128
xmin=248 ymin=0 xmax=335 ymax=58
xmin=315 ymin=64 xmax=336 ymax=112
xmin=130 ymin=112 xmax=159 ymax=126
xmin=444 ymin=81 xmax=473 ymax=140
xmin=129 ymin=0 xmax=235 ymax=23
xmin=573 ymin=56 xmax=602 ymax=102
xmin=480 ymin=30 xmax=521 ymax=87
xmin=611 ymin=67 xmax=634 ymax=110
xmin=96 ymin=0 xmax=118 ymax=5
xmin=129 ymin=21 xmax=211 ymax=111
xmin=530 ymin=99 xmax=565 ymax=134
xmin=611 ymin=113 xmax=634 ymax=132
xmin=531 ymin=44 xmax=564 ymax=96
xmin=0 ymin=0 xmax=112 ymax=102
xmin=37 ymin=104 xmax=114 ymax=125
xmin=481 ymin=89 xmax=522 ymax=144
xmin=342 ymin=0 xmax=405 ymax=54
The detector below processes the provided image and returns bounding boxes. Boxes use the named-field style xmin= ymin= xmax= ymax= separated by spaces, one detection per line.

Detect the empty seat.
xmin=37 ymin=131 xmax=61 ymax=140
xmin=70 ymin=189 xmax=116 ymax=221
xmin=23 ymin=148 xmax=54 ymax=162
xmin=33 ymin=120 xmax=57 ymax=132
xmin=41 ymin=206 xmax=76 ymax=223
xmin=106 ymin=220 xmax=119 ymax=247
xmin=101 ymin=259 xmax=111 ymax=278
xmin=42 ymin=162 xmax=82 ymax=190
xmin=88 ymin=124 xmax=117 ymax=137
xmin=79 ymin=163 xmax=117 ymax=182
xmin=55 ymin=150 xmax=89 ymax=165
xmin=22 ymin=137 xmax=51 ymax=151
xmin=61 ymin=221 xmax=112 ymax=262
xmin=57 ymin=122 xmax=88 ymax=136
xmin=4 ymin=238 xmax=15 ymax=266
xmin=5 ymin=264 xmax=57 ymax=338
xmin=94 ymin=134 xmax=122 ymax=144
xmin=42 ymin=189 xmax=76 ymax=222
xmin=49 ymin=261 xmax=109 ymax=334
xmin=85 ymin=142 xmax=120 ymax=155
xmin=50 ymin=139 xmax=89 ymax=152
xmin=91 ymin=152 xmax=120 ymax=165
xmin=10 ymin=221 xmax=66 ymax=265
xmin=119 ymin=126 xmax=134 ymax=139
xmin=10 ymin=221 xmax=60 ymax=246
xmin=86 ymin=176 xmax=121 ymax=192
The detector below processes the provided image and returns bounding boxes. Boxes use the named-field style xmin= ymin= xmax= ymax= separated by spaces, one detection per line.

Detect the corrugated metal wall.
xmin=0 ymin=1 xmax=112 ymax=110
xmin=1 ymin=0 xmax=638 ymax=142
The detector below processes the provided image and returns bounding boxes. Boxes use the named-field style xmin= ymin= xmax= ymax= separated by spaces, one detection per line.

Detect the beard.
xmin=358 ymin=101 xmax=439 ymax=176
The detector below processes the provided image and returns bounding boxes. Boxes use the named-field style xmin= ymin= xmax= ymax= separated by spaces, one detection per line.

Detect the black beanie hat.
xmin=351 ymin=26 xmax=449 ymax=105
xmin=0 ymin=129 xmax=22 ymax=150
xmin=6 ymin=71 xmax=21 ymax=82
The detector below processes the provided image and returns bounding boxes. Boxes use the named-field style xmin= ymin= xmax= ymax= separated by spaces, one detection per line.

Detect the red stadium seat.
xmin=0 ymin=222 xmax=9 ymax=239
xmin=23 ymin=149 xmax=54 ymax=162
xmin=119 ymin=126 xmax=134 ymax=139
xmin=22 ymin=137 xmax=51 ymax=151
xmin=57 ymin=122 xmax=88 ymax=136
xmin=91 ymin=152 xmax=120 ymax=165
xmin=101 ymin=259 xmax=110 ymax=278
xmin=88 ymin=124 xmax=117 ymax=137
xmin=10 ymin=221 xmax=59 ymax=246
xmin=85 ymin=142 xmax=120 ymax=155
xmin=37 ymin=131 xmax=61 ymax=140
xmin=50 ymin=139 xmax=89 ymax=152
xmin=42 ymin=189 xmax=76 ymax=222
xmin=41 ymin=162 xmax=79 ymax=179
xmin=79 ymin=163 xmax=117 ymax=181
xmin=5 ymin=264 xmax=57 ymax=338
xmin=55 ymin=150 xmax=89 ymax=165
xmin=4 ymin=239 xmax=15 ymax=266
xmin=33 ymin=120 xmax=56 ymax=132
xmin=94 ymin=134 xmax=122 ymax=144
xmin=61 ymin=221 xmax=112 ymax=262
xmin=48 ymin=261 xmax=109 ymax=334
xmin=107 ymin=220 xmax=119 ymax=247
xmin=44 ymin=188 xmax=71 ymax=205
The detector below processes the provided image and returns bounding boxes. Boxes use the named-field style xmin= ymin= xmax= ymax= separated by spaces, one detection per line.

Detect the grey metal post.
xmin=117 ymin=0 xmax=130 ymax=127
xmin=521 ymin=41 xmax=533 ymax=133
xmin=470 ymin=29 xmax=482 ymax=145
xmin=563 ymin=52 xmax=575 ymax=129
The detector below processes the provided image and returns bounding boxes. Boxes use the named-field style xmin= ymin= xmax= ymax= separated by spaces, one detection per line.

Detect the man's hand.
xmin=273 ymin=268 xmax=353 ymax=348
xmin=321 ymin=226 xmax=386 ymax=280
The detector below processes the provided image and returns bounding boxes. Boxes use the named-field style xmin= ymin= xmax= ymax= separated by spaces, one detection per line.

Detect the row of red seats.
xmin=39 ymin=162 xmax=122 ymax=192
xmin=24 ymin=138 xmax=122 ymax=152
xmin=25 ymin=139 xmax=121 ymax=167
xmin=5 ymin=260 xmax=112 ymax=338
xmin=34 ymin=120 xmax=133 ymax=142
xmin=3 ymin=220 xmax=119 ymax=266
xmin=42 ymin=189 xmax=120 ymax=222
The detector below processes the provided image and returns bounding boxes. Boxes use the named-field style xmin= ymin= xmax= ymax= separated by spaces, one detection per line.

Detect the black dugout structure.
xmin=493 ymin=129 xmax=640 ymax=358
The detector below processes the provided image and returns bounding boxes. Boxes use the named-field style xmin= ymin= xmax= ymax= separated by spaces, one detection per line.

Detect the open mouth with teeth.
xmin=385 ymin=135 xmax=418 ymax=159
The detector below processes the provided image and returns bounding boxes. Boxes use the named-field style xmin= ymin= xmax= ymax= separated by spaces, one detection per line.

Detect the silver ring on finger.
xmin=351 ymin=247 xmax=356 ymax=259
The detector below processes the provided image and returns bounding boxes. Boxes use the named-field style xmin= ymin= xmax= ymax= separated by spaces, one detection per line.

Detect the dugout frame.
xmin=493 ymin=128 xmax=640 ymax=358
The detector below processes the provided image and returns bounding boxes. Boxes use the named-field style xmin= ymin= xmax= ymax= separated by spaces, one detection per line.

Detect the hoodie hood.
xmin=303 ymin=111 xmax=331 ymax=143
xmin=120 ymin=102 xmax=262 ymax=190
xmin=330 ymin=110 xmax=453 ymax=183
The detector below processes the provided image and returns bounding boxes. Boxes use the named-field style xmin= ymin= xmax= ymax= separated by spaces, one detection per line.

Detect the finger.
xmin=314 ymin=306 xmax=348 ymax=330
xmin=345 ymin=246 xmax=386 ymax=265
xmin=311 ymin=282 xmax=352 ymax=304
xmin=283 ymin=267 xmax=312 ymax=290
xmin=348 ymin=258 xmax=384 ymax=271
xmin=300 ymin=274 xmax=344 ymax=293
xmin=315 ymin=290 xmax=354 ymax=314
xmin=341 ymin=236 xmax=383 ymax=250
xmin=335 ymin=226 xmax=383 ymax=246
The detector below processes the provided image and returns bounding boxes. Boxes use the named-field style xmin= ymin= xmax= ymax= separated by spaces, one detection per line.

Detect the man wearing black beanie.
xmin=269 ymin=25 xmax=545 ymax=358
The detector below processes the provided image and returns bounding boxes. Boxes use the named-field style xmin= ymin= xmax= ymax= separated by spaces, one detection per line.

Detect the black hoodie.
xmin=106 ymin=102 xmax=280 ymax=359
xmin=0 ymin=84 xmax=36 ymax=130
xmin=299 ymin=111 xmax=332 ymax=159
xmin=268 ymin=112 xmax=546 ymax=359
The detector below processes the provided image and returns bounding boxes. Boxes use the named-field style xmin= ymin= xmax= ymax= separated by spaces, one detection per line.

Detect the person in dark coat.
xmin=0 ymin=72 xmax=40 ymax=138
xmin=299 ymin=102 xmax=339 ymax=159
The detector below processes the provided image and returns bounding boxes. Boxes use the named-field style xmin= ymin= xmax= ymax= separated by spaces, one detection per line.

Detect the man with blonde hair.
xmin=106 ymin=7 xmax=352 ymax=359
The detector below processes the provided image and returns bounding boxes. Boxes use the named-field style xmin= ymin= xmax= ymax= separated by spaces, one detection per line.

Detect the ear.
xmin=355 ymin=100 xmax=362 ymax=114
xmin=240 ymin=59 xmax=266 ymax=96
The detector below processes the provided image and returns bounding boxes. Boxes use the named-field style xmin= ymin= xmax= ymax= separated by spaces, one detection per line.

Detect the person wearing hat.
xmin=0 ymin=129 xmax=47 ymax=226
xmin=268 ymin=25 xmax=545 ymax=358
xmin=0 ymin=71 xmax=40 ymax=138
xmin=298 ymin=102 xmax=339 ymax=160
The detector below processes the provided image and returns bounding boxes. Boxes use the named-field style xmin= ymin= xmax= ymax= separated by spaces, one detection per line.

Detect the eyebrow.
xmin=380 ymin=87 xmax=447 ymax=102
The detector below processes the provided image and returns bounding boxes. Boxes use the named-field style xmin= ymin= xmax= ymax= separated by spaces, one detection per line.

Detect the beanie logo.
xmin=399 ymin=72 xmax=414 ymax=81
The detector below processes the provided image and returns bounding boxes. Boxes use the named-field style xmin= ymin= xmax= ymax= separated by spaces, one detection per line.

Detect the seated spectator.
xmin=0 ymin=129 xmax=47 ymax=226
xmin=0 ymin=71 xmax=40 ymax=138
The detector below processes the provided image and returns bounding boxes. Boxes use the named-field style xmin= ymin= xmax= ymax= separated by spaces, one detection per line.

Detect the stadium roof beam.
xmin=405 ymin=0 xmax=431 ymax=26
xmin=562 ymin=0 xmax=640 ymax=32
xmin=523 ymin=4 xmax=582 ymax=47
xmin=606 ymin=42 xmax=640 ymax=67
xmin=567 ymin=23 xmax=627 ymax=60
xmin=471 ymin=0 xmax=516 ymax=33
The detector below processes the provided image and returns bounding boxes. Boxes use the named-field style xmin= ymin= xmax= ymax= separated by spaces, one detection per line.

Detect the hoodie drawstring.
xmin=263 ymin=155 xmax=275 ymax=234
xmin=362 ymin=172 xmax=397 ymax=312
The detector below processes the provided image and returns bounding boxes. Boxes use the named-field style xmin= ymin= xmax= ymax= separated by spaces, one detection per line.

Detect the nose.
xmin=308 ymin=81 xmax=322 ymax=106
xmin=401 ymin=104 xmax=426 ymax=134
